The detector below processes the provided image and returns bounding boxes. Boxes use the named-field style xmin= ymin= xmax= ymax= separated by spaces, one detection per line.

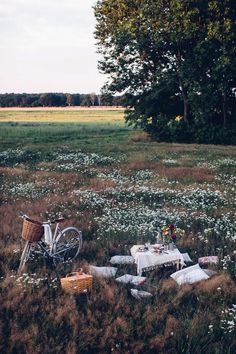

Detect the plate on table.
xmin=138 ymin=247 xmax=147 ymax=252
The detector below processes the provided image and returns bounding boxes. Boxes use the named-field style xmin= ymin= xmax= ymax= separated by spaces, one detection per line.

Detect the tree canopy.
xmin=94 ymin=0 xmax=236 ymax=144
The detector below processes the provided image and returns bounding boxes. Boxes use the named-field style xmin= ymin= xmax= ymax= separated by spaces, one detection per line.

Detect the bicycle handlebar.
xmin=20 ymin=212 xmax=65 ymax=224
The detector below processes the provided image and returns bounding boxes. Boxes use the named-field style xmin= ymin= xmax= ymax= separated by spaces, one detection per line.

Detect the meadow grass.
xmin=0 ymin=109 xmax=236 ymax=353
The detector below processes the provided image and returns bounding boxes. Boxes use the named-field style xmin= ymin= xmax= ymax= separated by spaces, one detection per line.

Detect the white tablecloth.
xmin=131 ymin=245 xmax=184 ymax=276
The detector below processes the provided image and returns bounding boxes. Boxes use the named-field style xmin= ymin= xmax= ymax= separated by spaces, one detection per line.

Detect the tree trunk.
xmin=222 ymin=92 xmax=227 ymax=127
xmin=176 ymin=50 xmax=189 ymax=123
xmin=179 ymin=79 xmax=189 ymax=123
xmin=183 ymin=98 xmax=189 ymax=123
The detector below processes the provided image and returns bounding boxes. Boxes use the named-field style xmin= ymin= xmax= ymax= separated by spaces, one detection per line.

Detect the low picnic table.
xmin=130 ymin=244 xmax=184 ymax=276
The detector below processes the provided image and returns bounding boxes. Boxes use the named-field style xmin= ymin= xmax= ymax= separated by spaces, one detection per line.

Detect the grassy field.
xmin=0 ymin=109 xmax=128 ymax=152
xmin=0 ymin=109 xmax=236 ymax=353
xmin=0 ymin=108 xmax=125 ymax=123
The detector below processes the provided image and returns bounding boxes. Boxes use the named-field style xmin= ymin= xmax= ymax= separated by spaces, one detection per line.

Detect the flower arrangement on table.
xmin=161 ymin=224 xmax=185 ymax=245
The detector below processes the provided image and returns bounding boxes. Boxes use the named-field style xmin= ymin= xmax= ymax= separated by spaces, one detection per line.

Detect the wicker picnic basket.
xmin=60 ymin=270 xmax=93 ymax=294
xmin=21 ymin=218 xmax=44 ymax=242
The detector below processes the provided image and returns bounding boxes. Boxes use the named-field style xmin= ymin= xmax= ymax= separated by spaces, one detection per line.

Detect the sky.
xmin=0 ymin=0 xmax=106 ymax=94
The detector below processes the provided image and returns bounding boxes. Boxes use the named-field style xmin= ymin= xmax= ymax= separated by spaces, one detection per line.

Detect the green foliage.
xmin=94 ymin=0 xmax=236 ymax=144
xmin=144 ymin=115 xmax=236 ymax=144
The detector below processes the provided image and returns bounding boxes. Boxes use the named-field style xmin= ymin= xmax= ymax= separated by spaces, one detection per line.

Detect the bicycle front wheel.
xmin=54 ymin=227 xmax=82 ymax=263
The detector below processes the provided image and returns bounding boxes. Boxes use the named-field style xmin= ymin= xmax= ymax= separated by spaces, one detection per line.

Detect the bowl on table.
xmin=152 ymin=244 xmax=164 ymax=253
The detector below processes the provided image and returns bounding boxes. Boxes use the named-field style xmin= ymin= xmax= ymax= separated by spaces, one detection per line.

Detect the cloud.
xmin=0 ymin=0 xmax=104 ymax=93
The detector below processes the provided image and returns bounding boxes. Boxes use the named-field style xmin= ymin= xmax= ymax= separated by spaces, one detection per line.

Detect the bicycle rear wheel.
xmin=53 ymin=227 xmax=82 ymax=263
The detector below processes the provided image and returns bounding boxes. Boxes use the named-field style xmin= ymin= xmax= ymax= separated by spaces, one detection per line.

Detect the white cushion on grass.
xmin=181 ymin=253 xmax=193 ymax=263
xmin=115 ymin=274 xmax=146 ymax=285
xmin=130 ymin=289 xmax=153 ymax=300
xmin=170 ymin=264 xmax=209 ymax=285
xmin=89 ymin=266 xmax=117 ymax=278
xmin=110 ymin=255 xmax=134 ymax=265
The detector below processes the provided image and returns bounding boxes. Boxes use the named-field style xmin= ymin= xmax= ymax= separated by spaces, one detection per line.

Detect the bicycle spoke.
xmin=53 ymin=228 xmax=82 ymax=264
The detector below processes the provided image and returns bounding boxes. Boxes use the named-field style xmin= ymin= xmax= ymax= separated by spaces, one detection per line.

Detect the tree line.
xmin=0 ymin=92 xmax=124 ymax=107
xmin=94 ymin=0 xmax=236 ymax=144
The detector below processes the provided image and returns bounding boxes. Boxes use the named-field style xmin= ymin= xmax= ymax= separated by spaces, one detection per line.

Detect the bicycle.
xmin=18 ymin=213 xmax=82 ymax=274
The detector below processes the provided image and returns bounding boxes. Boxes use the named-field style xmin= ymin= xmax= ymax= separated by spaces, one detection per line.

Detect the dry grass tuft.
xmin=124 ymin=153 xmax=157 ymax=171
xmin=0 ymin=167 xmax=29 ymax=176
xmin=164 ymin=315 xmax=180 ymax=339
xmin=171 ymin=283 xmax=193 ymax=307
xmin=130 ymin=131 xmax=151 ymax=142
xmin=156 ymin=164 xmax=214 ymax=183
xmin=82 ymin=177 xmax=117 ymax=190
xmin=197 ymin=273 xmax=235 ymax=295
xmin=159 ymin=278 xmax=178 ymax=294
xmin=149 ymin=335 xmax=165 ymax=350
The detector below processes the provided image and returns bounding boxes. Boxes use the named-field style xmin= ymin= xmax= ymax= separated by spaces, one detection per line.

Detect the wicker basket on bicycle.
xmin=60 ymin=270 xmax=93 ymax=294
xmin=21 ymin=218 xmax=44 ymax=242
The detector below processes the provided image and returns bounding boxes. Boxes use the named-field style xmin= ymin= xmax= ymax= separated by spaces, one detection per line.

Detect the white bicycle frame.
xmin=42 ymin=221 xmax=61 ymax=255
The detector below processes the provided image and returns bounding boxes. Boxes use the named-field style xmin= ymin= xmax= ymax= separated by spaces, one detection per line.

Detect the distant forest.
xmin=0 ymin=93 xmax=124 ymax=107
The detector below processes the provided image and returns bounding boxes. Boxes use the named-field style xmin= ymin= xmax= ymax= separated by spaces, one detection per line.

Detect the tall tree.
xmin=66 ymin=93 xmax=74 ymax=106
xmin=94 ymin=0 xmax=236 ymax=143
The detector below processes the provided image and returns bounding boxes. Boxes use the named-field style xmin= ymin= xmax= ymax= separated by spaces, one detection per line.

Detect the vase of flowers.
xmin=161 ymin=224 xmax=184 ymax=249
xmin=161 ymin=226 xmax=170 ymax=245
